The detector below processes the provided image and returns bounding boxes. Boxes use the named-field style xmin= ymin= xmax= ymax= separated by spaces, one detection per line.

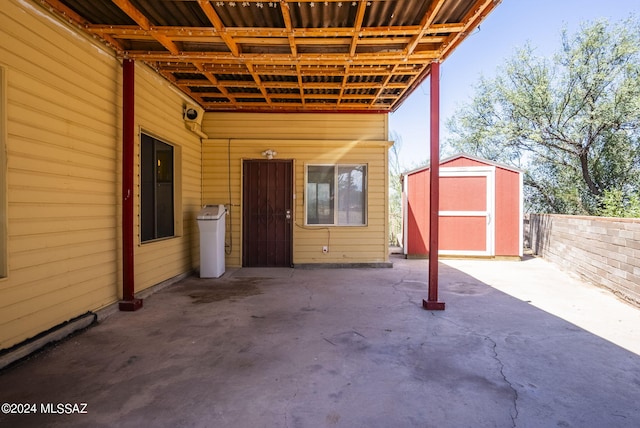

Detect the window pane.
xmin=140 ymin=135 xmax=155 ymax=242
xmin=141 ymin=134 xmax=174 ymax=242
xmin=155 ymin=143 xmax=174 ymax=239
xmin=337 ymin=165 xmax=366 ymax=225
xmin=156 ymin=145 xmax=173 ymax=183
xmin=306 ymin=164 xmax=367 ymax=226
xmin=307 ymin=166 xmax=334 ymax=224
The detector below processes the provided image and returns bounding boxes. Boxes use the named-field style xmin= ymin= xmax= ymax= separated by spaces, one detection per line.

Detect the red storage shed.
xmin=402 ymin=154 xmax=523 ymax=259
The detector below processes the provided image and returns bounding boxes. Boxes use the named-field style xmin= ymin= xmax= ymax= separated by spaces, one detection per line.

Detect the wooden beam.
xmin=111 ymin=0 xmax=180 ymax=54
xmin=193 ymin=61 xmax=239 ymax=107
xmin=277 ymin=0 xmax=304 ymax=102
xmin=126 ymin=51 xmax=440 ymax=64
xmin=111 ymin=0 xmax=150 ymax=28
xmin=246 ymin=62 xmax=273 ymax=106
xmin=260 ymin=82 xmax=300 ymax=89
xmin=370 ymin=63 xmax=398 ymax=107
xmin=41 ymin=0 xmax=123 ymax=49
xmin=42 ymin=0 xmax=498 ymax=114
xmin=197 ymin=0 xmax=240 ymax=56
xmin=439 ymin=0 xmax=498 ymax=61
xmin=87 ymin=25 xmax=447 ymax=39
xmin=404 ymin=0 xmax=446 ymax=57
xmin=279 ymin=1 xmax=298 ymax=56
xmin=349 ymin=1 xmax=367 ymax=57
xmin=424 ymin=23 xmax=466 ymax=34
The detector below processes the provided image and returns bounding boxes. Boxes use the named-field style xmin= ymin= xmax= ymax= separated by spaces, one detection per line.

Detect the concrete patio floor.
xmin=1 ymin=255 xmax=640 ymax=428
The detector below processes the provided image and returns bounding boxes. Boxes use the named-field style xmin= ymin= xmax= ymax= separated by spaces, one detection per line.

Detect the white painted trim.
xmin=403 ymin=153 xmax=524 ymax=176
xmin=440 ymin=166 xmax=496 ymax=176
xmin=303 ymin=163 xmax=368 ymax=227
xmin=438 ymin=249 xmax=490 ymax=256
xmin=439 ymin=210 xmax=488 ymax=217
xmin=519 ymin=170 xmax=524 ymax=257
xmin=438 ymin=166 xmax=496 ymax=256
xmin=402 ymin=175 xmax=409 ymax=255
xmin=487 ymin=167 xmax=496 ymax=256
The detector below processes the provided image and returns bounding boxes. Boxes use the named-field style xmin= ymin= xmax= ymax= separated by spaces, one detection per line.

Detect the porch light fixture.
xmin=261 ymin=149 xmax=277 ymax=160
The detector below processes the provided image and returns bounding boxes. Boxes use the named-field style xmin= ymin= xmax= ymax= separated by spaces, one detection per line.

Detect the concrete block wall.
xmin=528 ymin=214 xmax=640 ymax=306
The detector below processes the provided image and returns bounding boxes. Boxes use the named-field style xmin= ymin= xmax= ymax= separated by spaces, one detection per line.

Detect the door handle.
xmin=285 ymin=209 xmax=291 ymax=220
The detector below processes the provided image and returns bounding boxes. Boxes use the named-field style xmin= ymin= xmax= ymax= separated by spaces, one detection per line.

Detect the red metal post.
xmin=119 ymin=58 xmax=143 ymax=311
xmin=423 ymin=61 xmax=445 ymax=311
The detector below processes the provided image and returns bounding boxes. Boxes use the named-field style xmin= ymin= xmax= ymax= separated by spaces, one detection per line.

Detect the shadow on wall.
xmin=525 ymin=213 xmax=640 ymax=307
xmin=527 ymin=214 xmax=552 ymax=256
xmin=407 ymin=203 xmax=427 ymax=256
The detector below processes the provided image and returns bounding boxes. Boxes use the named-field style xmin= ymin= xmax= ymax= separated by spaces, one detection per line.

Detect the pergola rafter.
xmin=40 ymin=0 xmax=499 ymax=112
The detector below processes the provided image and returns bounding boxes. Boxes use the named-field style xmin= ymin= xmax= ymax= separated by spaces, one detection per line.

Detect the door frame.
xmin=241 ymin=158 xmax=294 ymax=267
xmin=439 ymin=166 xmax=495 ymax=256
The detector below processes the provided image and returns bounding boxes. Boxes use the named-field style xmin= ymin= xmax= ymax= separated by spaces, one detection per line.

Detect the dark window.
xmin=141 ymin=134 xmax=174 ymax=242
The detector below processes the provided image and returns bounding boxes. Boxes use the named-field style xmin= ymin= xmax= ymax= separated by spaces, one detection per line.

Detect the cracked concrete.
xmin=1 ymin=255 xmax=640 ymax=427
xmin=486 ymin=335 xmax=519 ymax=427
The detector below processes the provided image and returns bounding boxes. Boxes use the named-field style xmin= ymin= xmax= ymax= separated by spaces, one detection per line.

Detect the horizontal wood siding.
xmin=0 ymin=0 xmax=203 ymax=350
xmin=202 ymin=112 xmax=390 ymax=267
xmin=203 ymin=112 xmax=388 ymax=141
xmin=134 ymin=65 xmax=202 ymax=290
xmin=0 ymin=0 xmax=121 ymax=349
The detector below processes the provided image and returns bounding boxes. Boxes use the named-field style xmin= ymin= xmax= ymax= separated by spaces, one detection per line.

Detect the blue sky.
xmin=389 ymin=0 xmax=640 ymax=170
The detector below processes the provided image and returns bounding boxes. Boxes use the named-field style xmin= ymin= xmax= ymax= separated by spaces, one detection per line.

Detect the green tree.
xmin=447 ymin=18 xmax=640 ymax=216
xmin=388 ymin=131 xmax=403 ymax=245
xmin=598 ymin=188 xmax=640 ymax=218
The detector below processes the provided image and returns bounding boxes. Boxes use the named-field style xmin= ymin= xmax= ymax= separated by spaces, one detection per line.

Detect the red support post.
xmin=423 ymin=61 xmax=445 ymax=311
xmin=119 ymin=58 xmax=143 ymax=311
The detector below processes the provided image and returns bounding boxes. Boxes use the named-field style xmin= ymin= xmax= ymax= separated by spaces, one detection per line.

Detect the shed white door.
xmin=439 ymin=167 xmax=495 ymax=256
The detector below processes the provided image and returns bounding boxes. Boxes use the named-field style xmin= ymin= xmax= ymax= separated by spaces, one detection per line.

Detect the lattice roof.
xmin=40 ymin=0 xmax=500 ymax=112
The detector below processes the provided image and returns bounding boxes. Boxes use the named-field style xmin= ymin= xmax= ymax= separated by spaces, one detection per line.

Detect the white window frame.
xmin=304 ymin=163 xmax=368 ymax=226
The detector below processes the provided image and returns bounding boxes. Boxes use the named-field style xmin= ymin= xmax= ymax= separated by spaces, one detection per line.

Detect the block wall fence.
xmin=526 ymin=214 xmax=640 ymax=307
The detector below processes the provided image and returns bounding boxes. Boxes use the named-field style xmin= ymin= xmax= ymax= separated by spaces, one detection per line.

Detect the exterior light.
xmin=261 ymin=149 xmax=277 ymax=160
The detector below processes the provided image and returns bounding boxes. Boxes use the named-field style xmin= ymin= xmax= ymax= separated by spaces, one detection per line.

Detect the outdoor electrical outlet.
xmin=322 ymin=246 xmax=328 ymax=253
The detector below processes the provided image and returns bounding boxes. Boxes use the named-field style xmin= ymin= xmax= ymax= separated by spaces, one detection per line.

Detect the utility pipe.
xmin=119 ymin=58 xmax=142 ymax=311
xmin=423 ymin=61 xmax=445 ymax=311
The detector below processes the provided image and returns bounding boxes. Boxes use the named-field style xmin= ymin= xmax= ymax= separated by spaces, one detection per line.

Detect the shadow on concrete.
xmin=1 ymin=256 xmax=639 ymax=427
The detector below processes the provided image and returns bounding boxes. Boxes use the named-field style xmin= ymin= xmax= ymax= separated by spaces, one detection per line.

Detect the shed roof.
xmin=403 ymin=153 xmax=524 ymax=176
xmin=40 ymin=0 xmax=500 ymax=112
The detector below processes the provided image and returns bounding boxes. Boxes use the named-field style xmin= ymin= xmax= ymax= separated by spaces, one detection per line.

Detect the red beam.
xmin=423 ymin=61 xmax=445 ymax=311
xmin=119 ymin=58 xmax=143 ymax=311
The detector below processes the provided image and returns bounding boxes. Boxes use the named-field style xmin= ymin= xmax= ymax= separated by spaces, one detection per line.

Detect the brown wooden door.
xmin=242 ymin=160 xmax=293 ymax=267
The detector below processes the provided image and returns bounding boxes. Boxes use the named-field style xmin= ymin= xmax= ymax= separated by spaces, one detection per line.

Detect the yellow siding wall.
xmin=1 ymin=67 xmax=7 ymax=279
xmin=134 ymin=67 xmax=203 ymax=290
xmin=202 ymin=113 xmax=391 ymax=267
xmin=0 ymin=0 xmax=202 ymax=350
xmin=204 ymin=112 xmax=388 ymax=141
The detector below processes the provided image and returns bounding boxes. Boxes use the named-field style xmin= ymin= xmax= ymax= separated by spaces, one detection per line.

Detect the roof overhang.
xmin=403 ymin=153 xmax=524 ymax=177
xmin=40 ymin=0 xmax=501 ymax=112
